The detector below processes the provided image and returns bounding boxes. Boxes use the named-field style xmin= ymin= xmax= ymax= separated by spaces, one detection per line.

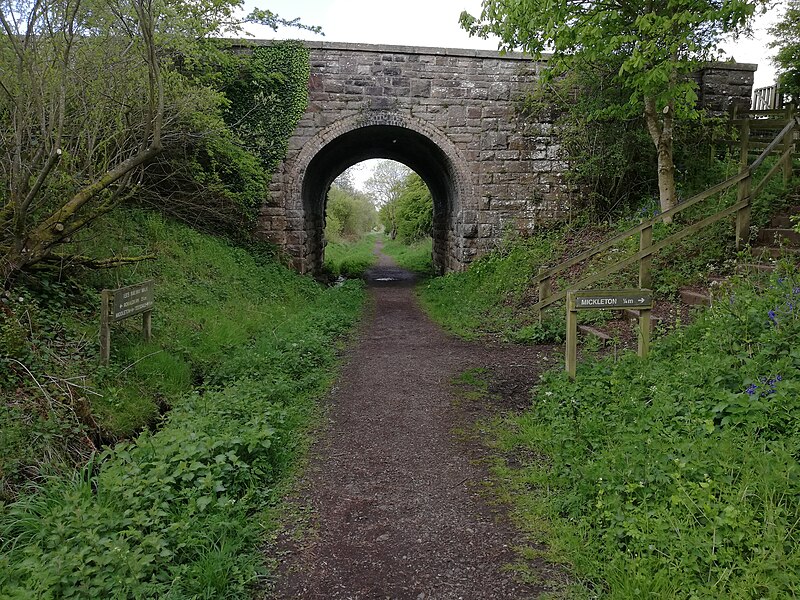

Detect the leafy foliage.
xmin=323 ymin=234 xmax=379 ymax=278
xmin=421 ymin=230 xmax=564 ymax=340
xmin=388 ymin=173 xmax=433 ymax=244
xmin=138 ymin=41 xmax=311 ymax=238
xmin=521 ymin=65 xmax=731 ymax=221
xmin=365 ymin=160 xmax=411 ymax=240
xmin=0 ymin=210 xmax=365 ymax=596
xmin=222 ymin=43 xmax=311 ymax=176
xmin=324 ymin=183 xmax=378 ymax=243
xmin=491 ymin=267 xmax=800 ymax=598
xmin=461 ymin=0 xmax=768 ymax=217
xmin=770 ymin=0 xmax=800 ymax=101
xmin=0 ymin=1 xmax=314 ymax=280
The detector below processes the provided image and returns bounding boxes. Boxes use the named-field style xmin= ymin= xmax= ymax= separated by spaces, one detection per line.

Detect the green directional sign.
xmin=571 ymin=289 xmax=652 ymax=311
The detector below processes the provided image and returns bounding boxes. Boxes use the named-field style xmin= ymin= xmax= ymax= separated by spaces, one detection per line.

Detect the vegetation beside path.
xmin=483 ymin=265 xmax=800 ymax=598
xmin=0 ymin=209 xmax=365 ymax=598
xmin=422 ymin=186 xmax=800 ymax=596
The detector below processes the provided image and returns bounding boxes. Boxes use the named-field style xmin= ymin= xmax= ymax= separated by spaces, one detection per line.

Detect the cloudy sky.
xmin=244 ymin=0 xmax=786 ymax=89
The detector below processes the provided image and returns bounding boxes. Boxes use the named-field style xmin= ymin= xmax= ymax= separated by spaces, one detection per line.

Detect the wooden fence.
xmin=532 ymin=107 xmax=799 ymax=318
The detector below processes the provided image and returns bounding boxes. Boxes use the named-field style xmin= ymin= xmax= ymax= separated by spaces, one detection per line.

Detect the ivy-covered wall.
xmin=138 ymin=41 xmax=311 ymax=240
xmin=224 ymin=42 xmax=311 ymax=177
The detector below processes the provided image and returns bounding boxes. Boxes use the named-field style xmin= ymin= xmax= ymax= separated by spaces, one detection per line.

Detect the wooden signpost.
xmin=565 ymin=289 xmax=652 ymax=379
xmin=100 ymin=280 xmax=154 ymax=365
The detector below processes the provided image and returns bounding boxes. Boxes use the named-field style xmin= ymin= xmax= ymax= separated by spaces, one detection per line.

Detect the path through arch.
xmin=266 ymin=239 xmax=564 ymax=599
xmin=289 ymin=113 xmax=474 ymax=275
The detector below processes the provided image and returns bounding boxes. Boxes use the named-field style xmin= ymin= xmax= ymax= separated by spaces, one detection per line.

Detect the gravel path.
xmin=268 ymin=241 xmax=560 ymax=599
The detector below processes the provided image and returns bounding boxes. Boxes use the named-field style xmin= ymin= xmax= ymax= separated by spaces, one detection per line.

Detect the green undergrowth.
xmin=380 ymin=236 xmax=434 ymax=275
xmin=419 ymin=169 xmax=797 ymax=343
xmin=0 ymin=208 xmax=366 ymax=597
xmin=419 ymin=228 xmax=571 ymax=341
xmin=486 ymin=265 xmax=800 ymax=598
xmin=323 ymin=233 xmax=379 ymax=278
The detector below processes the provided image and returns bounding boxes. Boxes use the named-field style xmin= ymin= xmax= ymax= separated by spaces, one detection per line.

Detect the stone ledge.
xmin=237 ymin=39 xmax=543 ymax=61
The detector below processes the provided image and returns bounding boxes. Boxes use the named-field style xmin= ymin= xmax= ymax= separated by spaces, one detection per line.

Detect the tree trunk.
xmin=644 ymin=95 xmax=676 ymax=224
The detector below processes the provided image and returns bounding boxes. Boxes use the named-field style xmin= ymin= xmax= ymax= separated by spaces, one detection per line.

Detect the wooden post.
xmin=143 ymin=310 xmax=152 ymax=342
xmin=566 ymin=291 xmax=577 ymax=380
xmin=739 ymin=114 xmax=750 ymax=169
xmin=100 ymin=290 xmax=111 ymax=366
xmin=639 ymin=223 xmax=653 ymax=289
xmin=736 ymin=175 xmax=752 ymax=250
xmin=537 ymin=266 xmax=551 ymax=322
xmin=736 ymin=116 xmax=752 ymax=250
xmin=638 ymin=308 xmax=651 ymax=359
xmin=99 ymin=281 xmax=154 ymax=364
xmin=783 ymin=106 xmax=795 ymax=184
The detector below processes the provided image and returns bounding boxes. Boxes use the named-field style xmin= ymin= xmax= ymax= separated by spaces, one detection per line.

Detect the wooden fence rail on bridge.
xmin=533 ymin=106 xmax=799 ymax=318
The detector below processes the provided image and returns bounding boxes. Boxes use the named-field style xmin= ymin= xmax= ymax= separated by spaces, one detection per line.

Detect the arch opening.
xmin=301 ymin=125 xmax=460 ymax=275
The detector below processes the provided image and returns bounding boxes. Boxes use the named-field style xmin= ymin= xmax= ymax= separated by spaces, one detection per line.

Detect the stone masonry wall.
xmin=253 ymin=41 xmax=756 ymax=274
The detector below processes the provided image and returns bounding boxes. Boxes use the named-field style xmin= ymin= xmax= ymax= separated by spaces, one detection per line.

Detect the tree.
xmin=363 ymin=160 xmax=410 ymax=239
xmin=393 ymin=173 xmax=433 ymax=244
xmin=0 ymin=0 xmax=318 ymax=284
xmin=0 ymin=0 xmax=165 ymax=282
xmin=770 ymin=0 xmax=800 ymax=102
xmin=324 ymin=182 xmax=377 ymax=242
xmin=461 ymin=0 xmax=769 ymax=219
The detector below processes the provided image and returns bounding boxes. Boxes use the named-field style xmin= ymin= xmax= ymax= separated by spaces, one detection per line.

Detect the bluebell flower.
xmin=745 ymin=383 xmax=758 ymax=395
xmin=768 ymin=309 xmax=778 ymax=326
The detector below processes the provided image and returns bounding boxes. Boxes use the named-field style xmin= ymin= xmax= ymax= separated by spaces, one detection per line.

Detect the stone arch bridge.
xmin=251 ymin=41 xmax=755 ymax=275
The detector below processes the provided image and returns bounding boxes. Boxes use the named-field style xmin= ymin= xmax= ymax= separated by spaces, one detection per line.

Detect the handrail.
xmin=533 ymin=170 xmax=748 ymax=285
xmin=751 ymin=117 xmax=798 ymax=170
xmin=534 ymin=111 xmax=799 ymax=315
xmin=532 ymin=200 xmax=749 ymax=312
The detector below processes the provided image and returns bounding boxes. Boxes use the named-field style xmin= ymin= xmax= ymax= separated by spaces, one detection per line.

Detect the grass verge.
xmin=323 ymin=234 xmax=379 ymax=278
xmin=380 ymin=236 xmax=434 ymax=276
xmin=486 ymin=265 xmax=800 ymax=598
xmin=0 ymin=208 xmax=366 ymax=597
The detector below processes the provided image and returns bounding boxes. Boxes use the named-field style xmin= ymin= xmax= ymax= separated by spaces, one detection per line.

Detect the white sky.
xmin=244 ymin=0 xmax=786 ymax=89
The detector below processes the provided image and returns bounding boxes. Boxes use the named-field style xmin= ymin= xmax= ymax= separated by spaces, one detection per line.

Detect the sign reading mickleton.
xmin=565 ymin=288 xmax=653 ymax=380
xmin=572 ymin=290 xmax=653 ymax=311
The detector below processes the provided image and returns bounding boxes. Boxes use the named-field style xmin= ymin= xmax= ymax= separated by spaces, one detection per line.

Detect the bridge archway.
xmin=286 ymin=112 xmax=474 ymax=275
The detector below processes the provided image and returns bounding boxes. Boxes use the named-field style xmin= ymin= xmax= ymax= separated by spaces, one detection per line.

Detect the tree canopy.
xmin=364 ymin=160 xmax=411 ymax=239
xmin=770 ymin=0 xmax=800 ymax=101
xmin=461 ymin=0 xmax=770 ymax=216
xmin=0 ymin=0 xmax=317 ymax=283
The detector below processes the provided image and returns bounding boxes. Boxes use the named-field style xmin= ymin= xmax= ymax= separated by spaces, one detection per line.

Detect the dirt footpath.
xmin=268 ymin=242 xmax=561 ymax=599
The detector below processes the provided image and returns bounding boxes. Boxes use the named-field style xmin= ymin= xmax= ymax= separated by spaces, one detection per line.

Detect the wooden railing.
xmin=532 ymin=107 xmax=799 ymax=317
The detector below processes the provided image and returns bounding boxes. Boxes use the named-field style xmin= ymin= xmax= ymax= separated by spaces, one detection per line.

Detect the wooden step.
xmin=620 ymin=308 xmax=662 ymax=331
xmin=752 ymin=246 xmax=800 ymax=260
xmin=737 ymin=262 xmax=775 ymax=273
xmin=769 ymin=205 xmax=800 ymax=228
xmin=680 ymin=289 xmax=711 ymax=307
xmin=578 ymin=324 xmax=611 ymax=347
xmin=756 ymin=228 xmax=800 ymax=247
